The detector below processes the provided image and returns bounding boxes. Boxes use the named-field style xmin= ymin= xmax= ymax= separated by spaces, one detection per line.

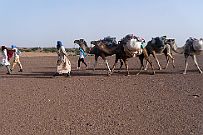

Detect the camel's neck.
xmin=79 ymin=43 xmax=90 ymax=52
xmin=172 ymin=43 xmax=178 ymax=50
xmin=175 ymin=46 xmax=184 ymax=54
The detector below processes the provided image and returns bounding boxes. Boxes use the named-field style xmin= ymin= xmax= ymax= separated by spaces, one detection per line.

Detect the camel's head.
xmin=74 ymin=39 xmax=87 ymax=46
xmin=89 ymin=40 xmax=101 ymax=54
xmin=90 ymin=40 xmax=102 ymax=46
xmin=74 ymin=39 xmax=89 ymax=52
xmin=165 ymin=38 xmax=176 ymax=46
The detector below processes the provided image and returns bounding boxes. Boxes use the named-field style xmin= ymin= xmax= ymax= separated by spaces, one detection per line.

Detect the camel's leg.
xmin=183 ymin=55 xmax=189 ymax=74
xmin=111 ymin=58 xmax=119 ymax=74
xmin=124 ymin=59 xmax=129 ymax=76
xmin=93 ymin=55 xmax=98 ymax=71
xmin=164 ymin=45 xmax=174 ymax=69
xmin=163 ymin=52 xmax=170 ymax=69
xmin=102 ymin=57 xmax=111 ymax=75
xmin=119 ymin=59 xmax=123 ymax=71
xmin=146 ymin=58 xmax=155 ymax=75
xmin=104 ymin=60 xmax=111 ymax=72
xmin=144 ymin=61 xmax=149 ymax=70
xmin=144 ymin=50 xmax=150 ymax=70
xmin=168 ymin=53 xmax=175 ymax=68
xmin=144 ymin=49 xmax=155 ymax=75
xmin=192 ymin=55 xmax=202 ymax=74
xmin=137 ymin=55 xmax=145 ymax=75
xmin=152 ymin=51 xmax=162 ymax=70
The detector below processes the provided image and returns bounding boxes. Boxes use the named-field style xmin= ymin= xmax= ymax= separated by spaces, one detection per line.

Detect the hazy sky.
xmin=0 ymin=0 xmax=203 ymax=47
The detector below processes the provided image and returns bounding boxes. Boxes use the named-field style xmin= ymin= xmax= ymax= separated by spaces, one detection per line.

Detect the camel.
xmin=74 ymin=39 xmax=123 ymax=75
xmin=143 ymin=36 xmax=180 ymax=70
xmin=90 ymin=40 xmax=121 ymax=73
xmin=182 ymin=38 xmax=203 ymax=74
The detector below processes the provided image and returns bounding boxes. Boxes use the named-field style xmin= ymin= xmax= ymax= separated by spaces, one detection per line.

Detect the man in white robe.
xmin=54 ymin=41 xmax=71 ymax=77
xmin=0 ymin=46 xmax=12 ymax=74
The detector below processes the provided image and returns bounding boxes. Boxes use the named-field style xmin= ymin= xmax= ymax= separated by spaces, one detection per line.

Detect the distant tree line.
xmin=19 ymin=47 xmax=80 ymax=56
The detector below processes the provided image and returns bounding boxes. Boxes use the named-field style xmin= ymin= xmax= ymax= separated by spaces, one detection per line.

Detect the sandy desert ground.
xmin=0 ymin=52 xmax=202 ymax=135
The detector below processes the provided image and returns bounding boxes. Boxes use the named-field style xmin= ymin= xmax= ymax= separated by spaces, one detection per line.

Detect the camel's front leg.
xmin=183 ymin=55 xmax=189 ymax=74
xmin=104 ymin=59 xmax=111 ymax=75
xmin=152 ymin=51 xmax=162 ymax=70
xmin=93 ymin=55 xmax=98 ymax=71
xmin=141 ymin=49 xmax=155 ymax=75
xmin=167 ymin=53 xmax=175 ymax=68
xmin=119 ymin=59 xmax=123 ymax=71
xmin=164 ymin=54 xmax=170 ymax=69
xmin=144 ymin=61 xmax=149 ymax=70
xmin=145 ymin=58 xmax=155 ymax=75
xmin=111 ymin=58 xmax=119 ymax=74
xmin=124 ymin=59 xmax=129 ymax=76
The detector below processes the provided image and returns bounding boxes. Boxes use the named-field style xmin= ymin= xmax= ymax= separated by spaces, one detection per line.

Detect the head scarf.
xmin=57 ymin=41 xmax=63 ymax=49
xmin=11 ymin=45 xmax=16 ymax=49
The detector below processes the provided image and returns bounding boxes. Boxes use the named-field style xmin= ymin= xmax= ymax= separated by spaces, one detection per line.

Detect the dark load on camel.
xmin=102 ymin=36 xmax=117 ymax=47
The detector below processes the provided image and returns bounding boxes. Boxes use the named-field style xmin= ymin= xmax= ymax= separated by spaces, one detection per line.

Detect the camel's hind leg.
xmin=164 ymin=53 xmax=175 ymax=69
xmin=111 ymin=58 xmax=123 ymax=75
xmin=192 ymin=55 xmax=202 ymax=74
xmin=138 ymin=49 xmax=155 ymax=75
xmin=183 ymin=55 xmax=189 ymax=74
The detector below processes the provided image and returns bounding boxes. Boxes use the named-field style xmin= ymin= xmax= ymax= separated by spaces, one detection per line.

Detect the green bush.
xmin=43 ymin=47 xmax=57 ymax=53
xmin=31 ymin=47 xmax=40 ymax=51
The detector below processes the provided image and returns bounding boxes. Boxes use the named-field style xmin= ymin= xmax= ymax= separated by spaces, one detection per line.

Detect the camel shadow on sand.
xmin=0 ymin=72 xmax=55 ymax=79
xmin=0 ymin=69 xmax=200 ymax=79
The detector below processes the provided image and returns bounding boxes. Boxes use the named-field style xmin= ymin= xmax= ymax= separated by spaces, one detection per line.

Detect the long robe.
xmin=11 ymin=48 xmax=23 ymax=70
xmin=0 ymin=49 xmax=10 ymax=66
xmin=56 ymin=46 xmax=71 ymax=74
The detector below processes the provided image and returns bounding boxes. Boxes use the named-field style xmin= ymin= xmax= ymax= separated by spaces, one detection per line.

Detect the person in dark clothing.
xmin=77 ymin=47 xmax=87 ymax=70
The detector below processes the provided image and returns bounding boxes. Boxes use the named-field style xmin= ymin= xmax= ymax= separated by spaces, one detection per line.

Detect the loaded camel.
xmin=74 ymin=38 xmax=123 ymax=75
xmin=182 ymin=37 xmax=203 ymax=74
xmin=144 ymin=36 xmax=180 ymax=70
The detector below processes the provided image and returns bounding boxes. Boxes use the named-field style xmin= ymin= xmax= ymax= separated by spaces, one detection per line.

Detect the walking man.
xmin=77 ymin=47 xmax=87 ymax=70
xmin=11 ymin=45 xmax=23 ymax=72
